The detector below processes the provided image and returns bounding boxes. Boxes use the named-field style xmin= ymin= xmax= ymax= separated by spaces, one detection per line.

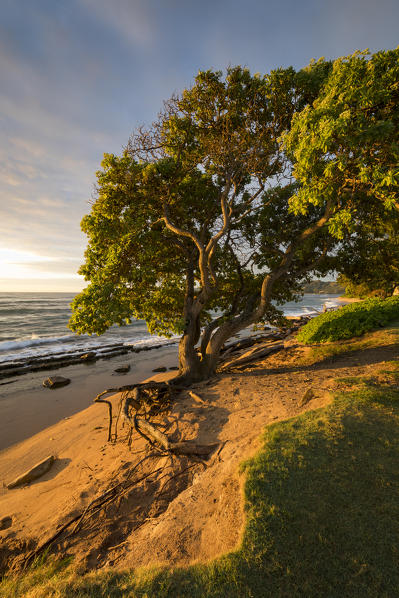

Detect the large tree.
xmin=70 ymin=50 xmax=398 ymax=384
xmin=282 ymin=47 xmax=399 ymax=301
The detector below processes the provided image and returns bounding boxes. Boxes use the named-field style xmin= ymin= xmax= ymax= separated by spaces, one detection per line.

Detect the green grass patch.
xmin=335 ymin=375 xmax=365 ymax=386
xmin=297 ymin=297 xmax=399 ymax=344
xmin=3 ymin=373 xmax=399 ymax=597
xmin=296 ymin=321 xmax=399 ymax=366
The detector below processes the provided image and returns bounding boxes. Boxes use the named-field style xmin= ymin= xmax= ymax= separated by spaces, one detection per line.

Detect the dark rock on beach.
xmin=0 ymin=340 xmax=178 ymax=381
xmin=152 ymin=366 xmax=167 ymax=373
xmin=80 ymin=352 xmax=96 ymax=362
xmin=114 ymin=364 xmax=130 ymax=374
xmin=43 ymin=376 xmax=71 ymax=389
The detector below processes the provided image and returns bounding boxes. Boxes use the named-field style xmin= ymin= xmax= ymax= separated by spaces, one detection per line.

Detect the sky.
xmin=1 ymin=0 xmax=398 ymax=292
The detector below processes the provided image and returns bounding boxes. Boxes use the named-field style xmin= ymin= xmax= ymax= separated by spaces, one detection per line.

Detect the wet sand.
xmin=0 ymin=344 xmax=178 ymax=452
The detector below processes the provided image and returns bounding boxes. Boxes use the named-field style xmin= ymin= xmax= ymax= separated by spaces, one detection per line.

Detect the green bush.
xmin=297 ymin=297 xmax=399 ymax=344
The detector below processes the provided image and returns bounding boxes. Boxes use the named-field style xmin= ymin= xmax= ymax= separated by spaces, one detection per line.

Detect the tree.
xmin=283 ymin=47 xmax=399 ymax=301
xmin=283 ymin=48 xmax=399 ymax=227
xmin=69 ymin=51 xmax=398 ymax=384
xmin=336 ymin=206 xmax=399 ymax=298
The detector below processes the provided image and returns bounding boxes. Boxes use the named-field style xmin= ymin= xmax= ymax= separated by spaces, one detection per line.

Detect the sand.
xmin=0 ymin=343 xmax=179 ymax=452
xmin=337 ymin=295 xmax=362 ymax=302
xmin=1 ymin=330 xmax=397 ymax=575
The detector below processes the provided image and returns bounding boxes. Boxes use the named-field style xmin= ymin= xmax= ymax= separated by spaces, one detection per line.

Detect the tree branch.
xmin=162 ymin=203 xmax=203 ymax=252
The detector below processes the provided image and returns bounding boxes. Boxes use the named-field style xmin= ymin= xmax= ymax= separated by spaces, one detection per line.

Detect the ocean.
xmin=0 ymin=292 xmax=342 ymax=375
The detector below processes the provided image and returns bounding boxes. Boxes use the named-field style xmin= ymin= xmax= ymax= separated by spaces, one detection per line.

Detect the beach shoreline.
xmin=0 ymin=294 xmax=347 ymax=453
xmin=337 ymin=295 xmax=362 ymax=302
xmin=0 ymin=343 xmax=179 ymax=453
xmin=2 ymin=317 xmax=396 ymax=576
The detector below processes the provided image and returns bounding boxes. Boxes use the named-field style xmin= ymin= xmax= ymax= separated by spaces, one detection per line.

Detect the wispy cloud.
xmin=0 ymin=0 xmax=398 ymax=291
xmin=79 ymin=0 xmax=157 ymax=48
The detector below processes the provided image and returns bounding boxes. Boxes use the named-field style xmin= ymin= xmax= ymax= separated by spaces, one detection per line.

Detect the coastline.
xmin=0 ymin=294 xmax=345 ymax=453
xmin=337 ymin=295 xmax=362 ymax=302
xmin=0 ymin=343 xmax=179 ymax=452
xmin=2 ymin=318 xmax=397 ymax=576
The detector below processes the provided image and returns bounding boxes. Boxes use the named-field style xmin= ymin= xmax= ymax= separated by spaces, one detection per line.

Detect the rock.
xmin=114 ymin=364 xmax=130 ymax=374
xmin=152 ymin=366 xmax=167 ymax=373
xmin=80 ymin=352 xmax=96 ymax=361
xmin=7 ymin=455 xmax=56 ymax=489
xmin=43 ymin=376 xmax=71 ymax=389
xmin=298 ymin=388 xmax=315 ymax=407
xmin=169 ymin=366 xmax=179 ymax=370
xmin=0 ymin=516 xmax=12 ymax=530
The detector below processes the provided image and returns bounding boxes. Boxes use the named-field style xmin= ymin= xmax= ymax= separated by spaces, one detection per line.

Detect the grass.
xmin=295 ymin=320 xmax=399 ymax=365
xmin=297 ymin=296 xmax=399 ymax=344
xmin=2 ymin=346 xmax=399 ymax=596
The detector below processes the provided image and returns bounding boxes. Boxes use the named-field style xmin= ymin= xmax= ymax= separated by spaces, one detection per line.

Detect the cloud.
xmin=9 ymin=137 xmax=46 ymax=158
xmin=0 ymin=0 xmax=398 ymax=293
xmin=0 ymin=277 xmax=85 ymax=292
xmin=0 ymin=248 xmax=85 ymax=294
xmin=79 ymin=0 xmax=157 ymax=48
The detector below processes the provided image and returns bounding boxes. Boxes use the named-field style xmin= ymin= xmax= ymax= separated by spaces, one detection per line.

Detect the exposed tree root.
xmin=19 ymin=382 xmax=219 ymax=570
xmin=21 ymin=449 xmax=206 ymax=570
xmin=94 ymin=382 xmax=219 ymax=458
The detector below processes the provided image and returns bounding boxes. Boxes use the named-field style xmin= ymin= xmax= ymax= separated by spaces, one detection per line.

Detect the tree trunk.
xmin=174 ymin=312 xmax=210 ymax=385
xmin=175 ymin=295 xmax=272 ymax=386
xmin=174 ymin=276 xmax=279 ymax=386
xmin=176 ymin=337 xmax=218 ymax=385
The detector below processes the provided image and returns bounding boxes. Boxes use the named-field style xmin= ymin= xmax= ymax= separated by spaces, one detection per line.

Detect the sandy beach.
xmin=0 ymin=343 xmax=179 ymax=452
xmin=1 ymin=322 xmax=396 ymax=575
xmin=337 ymin=295 xmax=362 ymax=302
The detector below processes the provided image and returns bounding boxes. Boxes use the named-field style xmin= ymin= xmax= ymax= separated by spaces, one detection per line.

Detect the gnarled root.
xmin=94 ymin=382 xmax=219 ymax=457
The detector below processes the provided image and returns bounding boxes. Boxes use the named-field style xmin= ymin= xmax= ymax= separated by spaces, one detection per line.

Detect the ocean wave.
xmin=0 ymin=334 xmax=78 ymax=353
xmin=123 ymin=335 xmax=180 ymax=348
xmin=0 ymin=293 xmax=342 ymax=370
xmin=0 ymin=331 xmax=180 ymax=368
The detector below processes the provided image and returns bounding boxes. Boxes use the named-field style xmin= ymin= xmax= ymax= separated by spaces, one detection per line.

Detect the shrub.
xmin=297 ymin=297 xmax=399 ymax=344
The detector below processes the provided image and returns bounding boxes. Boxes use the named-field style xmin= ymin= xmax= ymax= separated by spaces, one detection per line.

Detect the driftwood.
xmin=221 ymin=341 xmax=285 ymax=370
xmin=7 ymin=455 xmax=55 ymax=489
xmin=220 ymin=332 xmax=282 ymax=358
xmin=224 ymin=316 xmax=310 ymax=360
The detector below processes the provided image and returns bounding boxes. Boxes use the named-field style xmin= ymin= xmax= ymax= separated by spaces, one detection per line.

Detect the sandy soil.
xmin=1 ymin=335 xmax=397 ymax=574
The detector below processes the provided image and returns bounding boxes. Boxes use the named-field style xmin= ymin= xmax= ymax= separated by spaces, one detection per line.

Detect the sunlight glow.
xmin=0 ymin=248 xmax=77 ymax=280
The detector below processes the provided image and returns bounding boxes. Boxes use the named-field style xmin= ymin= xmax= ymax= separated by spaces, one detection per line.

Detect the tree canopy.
xmin=70 ymin=49 xmax=399 ymax=383
xmin=336 ymin=206 xmax=399 ymax=298
xmin=283 ymin=48 xmax=399 ymax=230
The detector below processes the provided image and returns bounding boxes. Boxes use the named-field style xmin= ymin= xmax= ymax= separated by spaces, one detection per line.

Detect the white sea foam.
xmin=123 ymin=335 xmax=180 ymax=348
xmin=0 ymin=331 xmax=179 ymax=366
xmin=0 ymin=334 xmax=76 ymax=353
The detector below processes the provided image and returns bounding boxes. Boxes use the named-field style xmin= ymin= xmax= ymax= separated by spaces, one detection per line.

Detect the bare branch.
xmin=162 ymin=203 xmax=203 ymax=252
